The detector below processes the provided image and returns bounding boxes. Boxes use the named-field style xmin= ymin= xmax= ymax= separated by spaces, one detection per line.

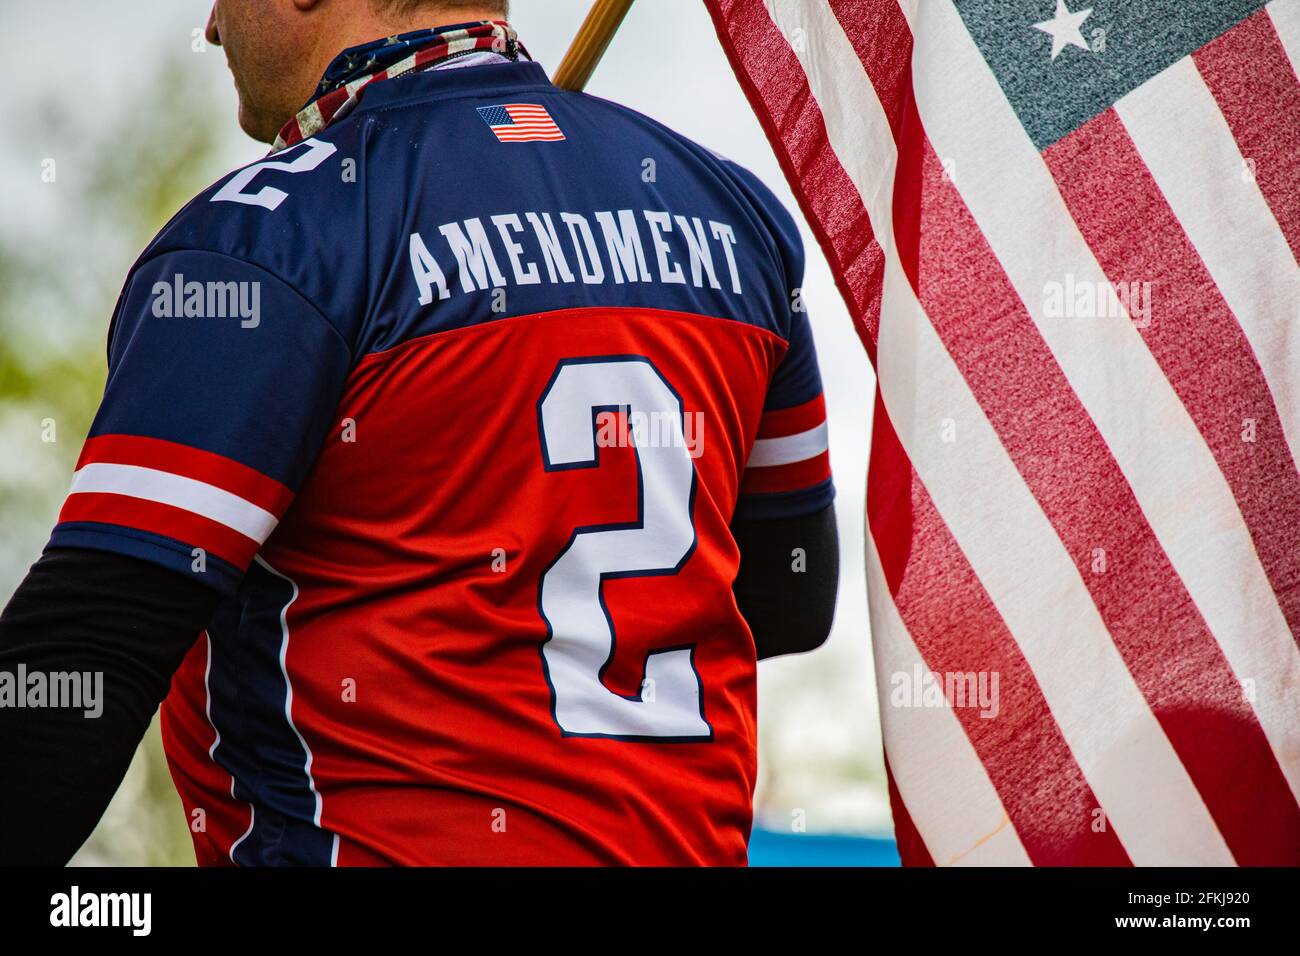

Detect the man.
xmin=0 ymin=0 xmax=837 ymax=865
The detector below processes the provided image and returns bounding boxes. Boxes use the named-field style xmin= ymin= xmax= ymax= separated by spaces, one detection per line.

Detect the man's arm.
xmin=0 ymin=548 xmax=216 ymax=865
xmin=732 ymin=503 xmax=838 ymax=660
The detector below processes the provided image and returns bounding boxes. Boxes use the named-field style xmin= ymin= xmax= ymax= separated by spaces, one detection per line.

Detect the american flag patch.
xmin=476 ymin=103 xmax=565 ymax=142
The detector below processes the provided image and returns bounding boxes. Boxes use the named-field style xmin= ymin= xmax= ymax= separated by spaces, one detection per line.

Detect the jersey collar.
xmin=272 ymin=20 xmax=529 ymax=154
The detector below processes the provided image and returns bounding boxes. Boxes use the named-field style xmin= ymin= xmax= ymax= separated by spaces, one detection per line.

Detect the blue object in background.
xmin=748 ymin=828 xmax=900 ymax=866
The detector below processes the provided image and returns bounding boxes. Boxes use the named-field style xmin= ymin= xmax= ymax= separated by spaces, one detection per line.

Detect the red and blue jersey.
xmin=50 ymin=56 xmax=833 ymax=865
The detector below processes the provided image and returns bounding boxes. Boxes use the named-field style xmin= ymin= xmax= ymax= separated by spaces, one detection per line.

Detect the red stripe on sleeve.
xmin=739 ymin=451 xmax=830 ymax=495
xmin=756 ymin=394 xmax=826 ymax=439
xmin=77 ymin=434 xmax=294 ymax=517
xmin=58 ymin=492 xmax=262 ymax=570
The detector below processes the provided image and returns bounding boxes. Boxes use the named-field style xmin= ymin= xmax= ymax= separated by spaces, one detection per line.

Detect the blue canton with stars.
xmin=953 ymin=0 xmax=1270 ymax=149
xmin=476 ymin=105 xmax=514 ymax=128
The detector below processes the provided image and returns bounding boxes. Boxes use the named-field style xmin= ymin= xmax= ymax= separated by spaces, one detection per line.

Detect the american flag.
xmin=704 ymin=0 xmax=1300 ymax=865
xmin=476 ymin=103 xmax=566 ymax=142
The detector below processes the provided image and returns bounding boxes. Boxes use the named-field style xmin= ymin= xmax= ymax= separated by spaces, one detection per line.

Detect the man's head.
xmin=206 ymin=0 xmax=509 ymax=144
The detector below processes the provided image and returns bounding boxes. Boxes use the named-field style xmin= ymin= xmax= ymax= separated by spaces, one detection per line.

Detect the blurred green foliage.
xmin=0 ymin=57 xmax=238 ymax=866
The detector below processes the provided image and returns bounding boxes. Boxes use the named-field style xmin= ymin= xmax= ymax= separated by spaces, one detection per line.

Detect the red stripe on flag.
xmin=827 ymin=0 xmax=938 ymax=290
xmin=1193 ymin=9 xmax=1300 ymax=261
xmin=756 ymin=394 xmax=826 ymax=439
xmin=828 ymin=0 xmax=916 ymax=140
xmin=494 ymin=104 xmax=564 ymax=141
xmin=901 ymin=133 xmax=1300 ymax=866
xmin=870 ymin=395 xmax=1131 ymax=865
xmin=703 ymin=0 xmax=884 ymax=360
xmin=884 ymin=753 xmax=936 ymax=867
xmin=77 ymin=434 xmax=294 ymax=516
xmin=1045 ymin=108 xmax=1300 ymax=650
xmin=58 ymin=492 xmax=260 ymax=569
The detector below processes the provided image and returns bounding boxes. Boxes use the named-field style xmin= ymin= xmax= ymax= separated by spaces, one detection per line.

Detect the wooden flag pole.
xmin=551 ymin=0 xmax=636 ymax=91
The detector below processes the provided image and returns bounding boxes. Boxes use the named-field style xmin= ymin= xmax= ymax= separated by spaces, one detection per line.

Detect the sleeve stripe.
xmin=58 ymin=494 xmax=263 ymax=569
xmin=756 ymin=394 xmax=827 ymax=439
xmin=739 ymin=451 xmax=832 ymax=496
xmin=747 ymin=421 xmax=829 ymax=468
xmin=76 ymin=434 xmax=294 ymax=515
xmin=65 ymin=463 xmax=279 ymax=545
xmin=743 ymin=395 xmax=832 ymax=497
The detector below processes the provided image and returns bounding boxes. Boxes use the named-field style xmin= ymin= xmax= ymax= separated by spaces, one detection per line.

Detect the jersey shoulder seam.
xmin=128 ymin=246 xmax=355 ymax=362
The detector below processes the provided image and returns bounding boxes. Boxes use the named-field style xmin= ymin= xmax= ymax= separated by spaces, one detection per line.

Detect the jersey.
xmin=49 ymin=57 xmax=834 ymax=865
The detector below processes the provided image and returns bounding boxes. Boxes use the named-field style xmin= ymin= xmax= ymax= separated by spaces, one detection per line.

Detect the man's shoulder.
xmin=132 ymin=122 xmax=371 ymax=341
xmin=569 ymin=88 xmax=799 ymax=224
xmin=569 ymin=90 xmax=804 ymax=274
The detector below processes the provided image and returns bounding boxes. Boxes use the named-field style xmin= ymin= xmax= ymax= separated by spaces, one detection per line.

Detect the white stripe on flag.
xmin=768 ymin=0 xmax=1234 ymax=864
xmin=1112 ymin=59 xmax=1300 ymax=802
xmin=389 ymin=53 xmax=419 ymax=78
xmin=866 ymin=533 xmax=1031 ymax=866
xmin=763 ymin=0 xmax=899 ymax=228
xmin=446 ymin=35 xmax=484 ymax=57
xmin=909 ymin=0 xmax=1300 ymax=807
xmin=1268 ymin=0 xmax=1300 ymax=79
xmin=68 ymin=462 xmax=278 ymax=543
xmin=877 ymin=248 xmax=1235 ymax=866
xmin=747 ymin=422 xmax=828 ymax=467
xmin=300 ymin=100 xmax=325 ymax=134
xmin=1116 ymin=57 xmax=1300 ymax=471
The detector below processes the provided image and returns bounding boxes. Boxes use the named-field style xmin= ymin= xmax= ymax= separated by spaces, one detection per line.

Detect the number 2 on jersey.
xmin=211 ymin=138 xmax=337 ymax=211
xmin=536 ymin=356 xmax=712 ymax=741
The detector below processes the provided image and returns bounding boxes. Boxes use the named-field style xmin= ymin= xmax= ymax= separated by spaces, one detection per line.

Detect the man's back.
xmin=52 ymin=58 xmax=832 ymax=864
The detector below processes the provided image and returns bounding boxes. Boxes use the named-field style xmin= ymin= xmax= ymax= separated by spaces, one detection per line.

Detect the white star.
xmin=1033 ymin=0 xmax=1093 ymax=60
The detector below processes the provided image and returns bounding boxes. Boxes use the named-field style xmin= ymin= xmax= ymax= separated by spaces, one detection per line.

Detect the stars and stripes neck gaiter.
xmin=272 ymin=19 xmax=526 ymax=154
